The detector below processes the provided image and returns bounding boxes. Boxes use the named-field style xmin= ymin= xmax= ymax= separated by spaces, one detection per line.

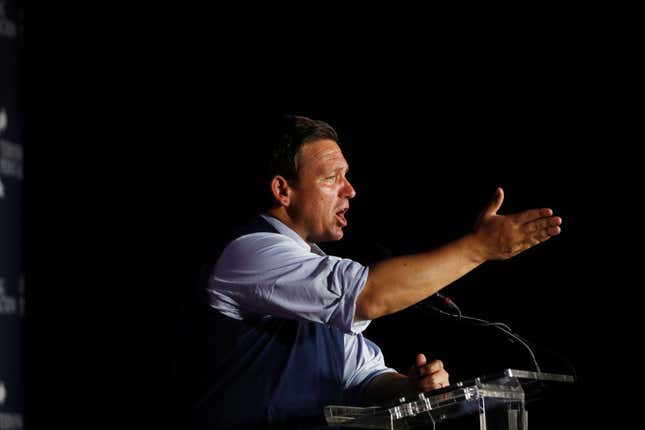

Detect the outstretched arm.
xmin=356 ymin=187 xmax=561 ymax=321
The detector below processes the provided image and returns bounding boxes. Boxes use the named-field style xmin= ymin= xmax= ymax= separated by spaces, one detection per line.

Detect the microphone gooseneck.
xmin=417 ymin=292 xmax=542 ymax=373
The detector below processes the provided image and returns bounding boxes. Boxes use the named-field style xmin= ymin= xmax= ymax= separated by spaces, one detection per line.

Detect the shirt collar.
xmin=260 ymin=214 xmax=326 ymax=255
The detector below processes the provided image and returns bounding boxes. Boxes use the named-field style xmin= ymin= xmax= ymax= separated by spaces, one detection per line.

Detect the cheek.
xmin=313 ymin=198 xmax=329 ymax=217
xmin=309 ymin=187 xmax=337 ymax=216
xmin=320 ymin=195 xmax=336 ymax=212
xmin=303 ymin=196 xmax=326 ymax=217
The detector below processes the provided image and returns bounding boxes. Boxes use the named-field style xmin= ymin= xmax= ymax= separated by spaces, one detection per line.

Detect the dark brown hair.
xmin=261 ymin=115 xmax=338 ymax=208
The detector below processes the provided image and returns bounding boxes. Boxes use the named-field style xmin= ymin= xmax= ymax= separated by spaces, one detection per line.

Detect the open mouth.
xmin=335 ymin=208 xmax=348 ymax=227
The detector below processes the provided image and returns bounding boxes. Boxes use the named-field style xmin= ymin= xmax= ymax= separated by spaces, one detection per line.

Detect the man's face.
xmin=288 ymin=139 xmax=356 ymax=243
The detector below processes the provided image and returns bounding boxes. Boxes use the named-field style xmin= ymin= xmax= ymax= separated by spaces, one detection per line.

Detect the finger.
xmin=521 ymin=216 xmax=562 ymax=234
xmin=530 ymin=224 xmax=561 ymax=242
xmin=516 ymin=208 xmax=553 ymax=225
xmin=434 ymin=369 xmax=450 ymax=386
xmin=427 ymin=359 xmax=444 ymax=373
xmin=415 ymin=359 xmax=444 ymax=377
xmin=418 ymin=369 xmax=450 ymax=391
xmin=521 ymin=225 xmax=560 ymax=251
xmin=546 ymin=226 xmax=561 ymax=236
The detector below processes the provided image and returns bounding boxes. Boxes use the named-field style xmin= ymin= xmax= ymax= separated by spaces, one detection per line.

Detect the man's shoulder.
xmin=214 ymin=216 xmax=303 ymax=268
xmin=222 ymin=230 xmax=290 ymax=257
xmin=231 ymin=214 xmax=279 ymax=237
xmin=211 ymin=215 xmax=279 ymax=253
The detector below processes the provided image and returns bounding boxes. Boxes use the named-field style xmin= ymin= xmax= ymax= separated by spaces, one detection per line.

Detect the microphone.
xmin=434 ymin=292 xmax=462 ymax=318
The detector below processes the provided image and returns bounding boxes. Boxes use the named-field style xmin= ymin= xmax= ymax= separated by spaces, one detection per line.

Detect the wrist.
xmin=460 ymin=233 xmax=488 ymax=265
xmin=405 ymin=376 xmax=419 ymax=396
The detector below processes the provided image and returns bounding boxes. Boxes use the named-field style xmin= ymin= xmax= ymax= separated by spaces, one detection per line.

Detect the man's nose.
xmin=341 ymin=178 xmax=356 ymax=199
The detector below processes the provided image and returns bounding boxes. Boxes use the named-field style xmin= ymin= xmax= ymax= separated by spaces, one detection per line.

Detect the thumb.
xmin=484 ymin=187 xmax=504 ymax=216
xmin=415 ymin=353 xmax=427 ymax=368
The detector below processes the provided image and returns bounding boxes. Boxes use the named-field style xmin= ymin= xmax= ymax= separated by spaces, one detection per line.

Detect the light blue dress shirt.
xmin=207 ymin=214 xmax=395 ymax=393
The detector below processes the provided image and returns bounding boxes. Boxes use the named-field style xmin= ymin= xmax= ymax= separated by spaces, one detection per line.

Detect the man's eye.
xmin=325 ymin=176 xmax=336 ymax=181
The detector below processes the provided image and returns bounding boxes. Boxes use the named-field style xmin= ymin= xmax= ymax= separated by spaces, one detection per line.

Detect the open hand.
xmin=473 ymin=187 xmax=562 ymax=260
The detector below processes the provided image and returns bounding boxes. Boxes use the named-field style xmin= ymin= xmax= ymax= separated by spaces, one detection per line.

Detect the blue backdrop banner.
xmin=0 ymin=0 xmax=23 ymax=429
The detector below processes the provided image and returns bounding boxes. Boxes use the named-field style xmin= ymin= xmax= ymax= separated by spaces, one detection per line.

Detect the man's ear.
xmin=270 ymin=175 xmax=292 ymax=207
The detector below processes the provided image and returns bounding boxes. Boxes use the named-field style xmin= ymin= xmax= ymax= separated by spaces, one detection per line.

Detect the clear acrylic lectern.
xmin=325 ymin=369 xmax=574 ymax=429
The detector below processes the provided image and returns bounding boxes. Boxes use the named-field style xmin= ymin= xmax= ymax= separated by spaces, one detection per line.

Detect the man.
xmin=173 ymin=115 xmax=562 ymax=429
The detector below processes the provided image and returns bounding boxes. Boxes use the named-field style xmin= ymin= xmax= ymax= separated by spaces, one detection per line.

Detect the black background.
xmin=23 ymin=5 xmax=643 ymax=429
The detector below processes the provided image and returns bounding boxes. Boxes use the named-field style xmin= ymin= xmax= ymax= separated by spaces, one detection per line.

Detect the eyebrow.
xmin=326 ymin=166 xmax=349 ymax=175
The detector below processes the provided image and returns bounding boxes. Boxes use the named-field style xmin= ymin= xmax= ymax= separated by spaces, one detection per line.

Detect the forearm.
xmin=356 ymin=233 xmax=485 ymax=321
xmin=362 ymin=372 xmax=413 ymax=405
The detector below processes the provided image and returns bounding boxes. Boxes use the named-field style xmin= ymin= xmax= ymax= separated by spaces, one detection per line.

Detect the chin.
xmin=317 ymin=229 xmax=344 ymax=243
xmin=330 ymin=228 xmax=345 ymax=241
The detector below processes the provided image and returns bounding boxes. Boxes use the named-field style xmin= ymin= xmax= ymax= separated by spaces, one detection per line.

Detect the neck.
xmin=265 ymin=207 xmax=310 ymax=244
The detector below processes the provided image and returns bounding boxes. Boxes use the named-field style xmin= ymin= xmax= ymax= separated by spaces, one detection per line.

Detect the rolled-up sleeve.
xmin=343 ymin=333 xmax=396 ymax=402
xmin=208 ymin=232 xmax=370 ymax=334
